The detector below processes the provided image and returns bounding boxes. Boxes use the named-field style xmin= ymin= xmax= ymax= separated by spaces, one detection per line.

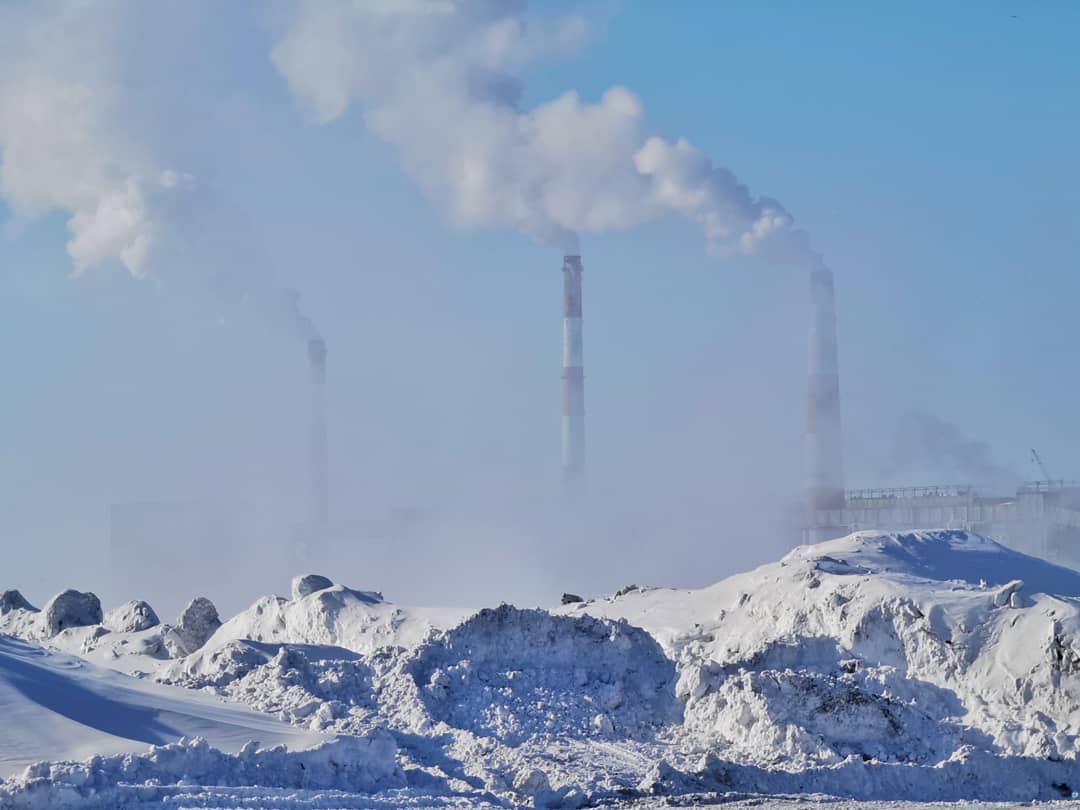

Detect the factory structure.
xmin=801 ymin=266 xmax=1080 ymax=565
xmin=109 ymin=245 xmax=1080 ymax=589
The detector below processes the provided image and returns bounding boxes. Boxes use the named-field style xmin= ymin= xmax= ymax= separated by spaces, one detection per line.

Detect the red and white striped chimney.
xmin=562 ymin=255 xmax=585 ymax=483
xmin=804 ymin=265 xmax=845 ymax=542
xmin=307 ymin=337 xmax=329 ymax=529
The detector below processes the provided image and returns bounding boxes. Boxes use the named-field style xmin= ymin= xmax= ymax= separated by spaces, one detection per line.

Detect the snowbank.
xmin=0 ymin=731 xmax=401 ymax=809
xmin=0 ymin=635 xmax=322 ymax=777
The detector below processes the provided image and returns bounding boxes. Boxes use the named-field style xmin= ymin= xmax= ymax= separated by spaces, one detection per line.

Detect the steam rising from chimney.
xmin=271 ymin=2 xmax=817 ymax=264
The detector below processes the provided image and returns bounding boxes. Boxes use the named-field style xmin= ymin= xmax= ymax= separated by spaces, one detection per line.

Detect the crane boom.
xmin=1031 ymin=448 xmax=1052 ymax=481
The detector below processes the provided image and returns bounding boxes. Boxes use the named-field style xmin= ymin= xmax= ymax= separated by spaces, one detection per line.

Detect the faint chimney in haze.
xmin=307 ymin=337 xmax=329 ymax=529
xmin=803 ymin=264 xmax=846 ymax=542
xmin=562 ymin=254 xmax=585 ymax=485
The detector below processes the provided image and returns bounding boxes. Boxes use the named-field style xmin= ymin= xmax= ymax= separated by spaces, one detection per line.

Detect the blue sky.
xmin=0 ymin=1 xmax=1077 ymax=614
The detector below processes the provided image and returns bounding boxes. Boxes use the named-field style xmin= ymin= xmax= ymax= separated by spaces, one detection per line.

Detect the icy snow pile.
xmin=41 ymin=590 xmax=102 ymax=637
xmin=0 ymin=594 xmax=232 ymax=680
xmin=11 ymin=530 xmax=1080 ymax=804
xmin=166 ymin=596 xmax=222 ymax=657
xmin=0 ymin=591 xmax=34 ymax=615
xmin=0 ymin=733 xmax=401 ymax=809
xmin=104 ymin=600 xmax=160 ymax=634
xmin=560 ymin=530 xmax=1080 ymax=798
xmin=205 ymin=580 xmax=471 ymax=655
xmin=408 ymin=605 xmax=680 ymax=745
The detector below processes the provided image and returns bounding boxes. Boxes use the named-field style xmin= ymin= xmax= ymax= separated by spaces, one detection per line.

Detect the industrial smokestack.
xmin=307 ymin=337 xmax=329 ymax=529
xmin=804 ymin=265 xmax=845 ymax=542
xmin=562 ymin=255 xmax=585 ymax=484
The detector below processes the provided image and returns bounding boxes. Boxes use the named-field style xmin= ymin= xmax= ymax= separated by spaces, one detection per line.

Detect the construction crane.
xmin=1031 ymin=448 xmax=1052 ymax=481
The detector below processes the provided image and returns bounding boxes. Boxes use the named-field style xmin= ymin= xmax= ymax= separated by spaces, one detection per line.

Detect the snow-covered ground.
xmin=0 ymin=635 xmax=321 ymax=777
xmin=5 ymin=530 xmax=1080 ymax=807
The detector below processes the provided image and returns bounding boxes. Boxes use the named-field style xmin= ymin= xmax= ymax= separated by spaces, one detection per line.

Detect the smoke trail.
xmin=0 ymin=1 xmax=175 ymax=277
xmin=893 ymin=409 xmax=1018 ymax=491
xmin=271 ymin=1 xmax=817 ymax=265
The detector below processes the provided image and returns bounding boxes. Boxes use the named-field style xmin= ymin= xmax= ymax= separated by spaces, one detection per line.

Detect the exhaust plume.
xmin=894 ymin=409 xmax=1018 ymax=491
xmin=272 ymin=1 xmax=816 ymax=264
xmin=0 ymin=1 xmax=174 ymax=277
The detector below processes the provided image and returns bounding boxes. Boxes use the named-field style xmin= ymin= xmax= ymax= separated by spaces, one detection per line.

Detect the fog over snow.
xmin=0 ymin=3 xmax=1077 ymax=807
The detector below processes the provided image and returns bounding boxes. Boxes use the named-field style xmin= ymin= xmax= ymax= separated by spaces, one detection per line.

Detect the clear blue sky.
xmin=0 ymin=1 xmax=1077 ymax=614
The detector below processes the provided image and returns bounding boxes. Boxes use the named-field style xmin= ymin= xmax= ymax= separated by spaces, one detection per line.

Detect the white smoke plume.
xmin=272 ymin=0 xmax=815 ymax=263
xmin=0 ymin=1 xmax=174 ymax=277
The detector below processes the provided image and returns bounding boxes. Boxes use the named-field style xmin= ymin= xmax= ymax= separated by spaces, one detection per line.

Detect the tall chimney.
xmin=307 ymin=337 xmax=329 ymax=529
xmin=804 ymin=265 xmax=845 ymax=542
xmin=562 ymin=255 xmax=585 ymax=484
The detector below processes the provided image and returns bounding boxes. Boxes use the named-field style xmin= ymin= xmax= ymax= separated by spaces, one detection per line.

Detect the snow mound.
xmin=408 ymin=605 xmax=680 ymax=745
xmin=0 ymin=635 xmax=323 ymax=778
xmin=788 ymin=529 xmax=1080 ymax=595
xmin=0 ymin=731 xmax=401 ymax=809
xmin=207 ymin=581 xmax=470 ymax=655
xmin=169 ymin=597 xmax=221 ymax=656
xmin=0 ymin=591 xmax=34 ymax=615
xmin=42 ymin=590 xmax=102 ymax=637
xmin=104 ymin=600 xmax=160 ymax=634
xmin=291 ymin=573 xmax=334 ymax=600
xmin=161 ymin=641 xmax=377 ymax=732
xmin=566 ymin=530 xmax=1080 ymax=772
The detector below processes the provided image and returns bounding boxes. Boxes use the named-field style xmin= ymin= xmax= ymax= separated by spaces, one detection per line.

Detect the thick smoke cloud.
xmin=0 ymin=1 xmax=174 ymax=276
xmin=893 ymin=409 xmax=1018 ymax=492
xmin=271 ymin=0 xmax=815 ymax=263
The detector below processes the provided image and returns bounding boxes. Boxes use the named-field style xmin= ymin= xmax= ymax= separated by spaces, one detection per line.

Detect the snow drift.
xmin=0 ymin=635 xmax=321 ymax=778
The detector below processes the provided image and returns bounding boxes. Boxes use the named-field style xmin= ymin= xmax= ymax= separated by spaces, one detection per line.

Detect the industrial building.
xmin=801 ymin=266 xmax=1080 ymax=566
xmin=805 ymin=481 xmax=1080 ymax=564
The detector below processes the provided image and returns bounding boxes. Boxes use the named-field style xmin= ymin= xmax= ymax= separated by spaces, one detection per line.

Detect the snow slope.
xmin=0 ymin=634 xmax=321 ymax=777
xmin=562 ymin=531 xmax=1080 ymax=777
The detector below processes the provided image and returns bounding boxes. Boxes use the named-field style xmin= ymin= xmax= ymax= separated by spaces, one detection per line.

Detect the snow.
xmin=0 ymin=732 xmax=401 ymax=809
xmin=0 ymin=591 xmax=34 ymax=615
xmin=41 ymin=590 xmax=102 ymax=637
xmin=205 ymin=582 xmax=471 ymax=655
xmin=7 ymin=530 xmax=1080 ymax=806
xmin=0 ymin=635 xmax=322 ymax=778
xmin=406 ymin=605 xmax=680 ymax=745
xmin=291 ymin=573 xmax=334 ymax=599
xmin=167 ymin=596 xmax=222 ymax=657
xmin=103 ymin=600 xmax=160 ymax=634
